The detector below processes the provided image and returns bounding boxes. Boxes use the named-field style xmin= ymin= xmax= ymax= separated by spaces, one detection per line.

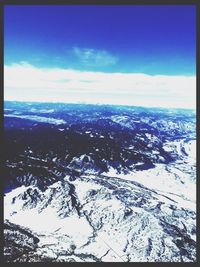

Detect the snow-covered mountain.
xmin=4 ymin=102 xmax=196 ymax=262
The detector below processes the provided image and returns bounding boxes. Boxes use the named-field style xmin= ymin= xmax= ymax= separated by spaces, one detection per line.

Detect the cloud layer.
xmin=4 ymin=62 xmax=196 ymax=109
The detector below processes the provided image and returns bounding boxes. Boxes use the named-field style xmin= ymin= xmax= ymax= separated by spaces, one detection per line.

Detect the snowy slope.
xmin=4 ymin=163 xmax=196 ymax=262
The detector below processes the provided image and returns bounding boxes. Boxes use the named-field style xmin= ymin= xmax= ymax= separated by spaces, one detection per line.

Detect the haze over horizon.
xmin=4 ymin=5 xmax=196 ymax=109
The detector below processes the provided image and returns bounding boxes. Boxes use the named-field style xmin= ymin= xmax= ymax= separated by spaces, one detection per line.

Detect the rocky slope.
xmin=4 ymin=220 xmax=39 ymax=262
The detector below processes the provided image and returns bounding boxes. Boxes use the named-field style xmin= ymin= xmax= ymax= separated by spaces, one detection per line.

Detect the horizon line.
xmin=4 ymin=99 xmax=196 ymax=111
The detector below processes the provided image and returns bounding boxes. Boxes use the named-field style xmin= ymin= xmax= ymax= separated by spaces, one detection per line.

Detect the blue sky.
xmin=5 ymin=5 xmax=196 ymax=75
xmin=4 ymin=5 xmax=196 ymax=108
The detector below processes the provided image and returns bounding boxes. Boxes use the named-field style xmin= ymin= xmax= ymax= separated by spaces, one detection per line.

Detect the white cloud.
xmin=4 ymin=62 xmax=196 ymax=109
xmin=73 ymin=47 xmax=118 ymax=66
